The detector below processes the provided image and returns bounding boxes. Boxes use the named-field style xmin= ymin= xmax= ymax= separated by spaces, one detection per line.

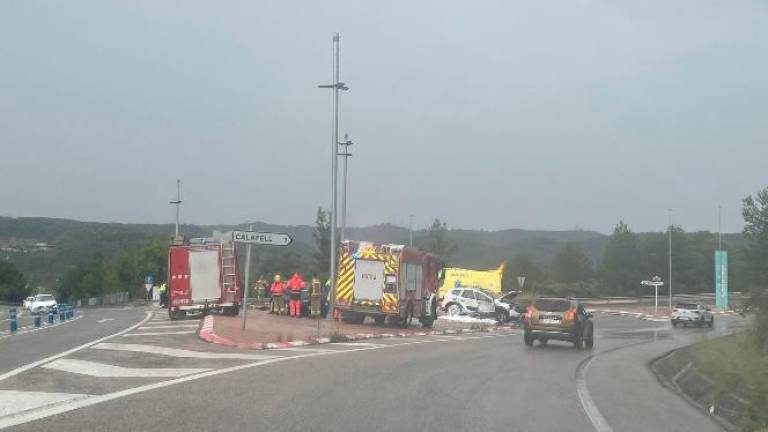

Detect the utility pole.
xmin=409 ymin=214 xmax=414 ymax=247
xmin=668 ymin=208 xmax=673 ymax=311
xmin=318 ymin=33 xmax=348 ymax=319
xmin=241 ymin=224 xmax=253 ymax=330
xmin=169 ymin=179 xmax=182 ymax=240
xmin=339 ymin=133 xmax=353 ymax=242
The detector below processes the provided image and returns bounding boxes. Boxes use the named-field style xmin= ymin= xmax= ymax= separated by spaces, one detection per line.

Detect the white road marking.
xmin=0 ymin=312 xmax=152 ymax=382
xmin=0 ymin=391 xmax=90 ymax=417
xmin=97 ymin=318 xmax=114 ymax=323
xmin=92 ymin=343 xmax=280 ymax=360
xmin=330 ymin=342 xmax=387 ymax=348
xmin=269 ymin=347 xmax=336 ymax=352
xmin=0 ymin=334 xmax=516 ymax=429
xmin=121 ymin=330 xmax=196 ymax=337
xmin=576 ymin=355 xmax=614 ymax=432
xmin=137 ymin=324 xmax=198 ymax=330
xmin=43 ymin=359 xmax=211 ymax=378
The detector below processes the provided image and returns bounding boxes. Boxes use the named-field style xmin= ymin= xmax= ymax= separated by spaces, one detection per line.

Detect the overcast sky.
xmin=1 ymin=1 xmax=766 ymax=233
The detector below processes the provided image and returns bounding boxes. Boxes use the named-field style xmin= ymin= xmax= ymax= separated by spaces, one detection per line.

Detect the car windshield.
xmin=533 ymin=299 xmax=571 ymax=312
xmin=36 ymin=295 xmax=54 ymax=301
xmin=675 ymin=303 xmax=699 ymax=310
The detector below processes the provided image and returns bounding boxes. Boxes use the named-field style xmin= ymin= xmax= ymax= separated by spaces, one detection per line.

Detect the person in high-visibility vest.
xmin=270 ymin=275 xmax=285 ymax=315
xmin=158 ymin=283 xmax=168 ymax=308
xmin=286 ymin=272 xmax=306 ymax=318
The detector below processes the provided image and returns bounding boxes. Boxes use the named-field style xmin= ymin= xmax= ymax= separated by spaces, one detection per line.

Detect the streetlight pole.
xmin=241 ymin=224 xmax=253 ymax=331
xmin=318 ymin=33 xmax=349 ymax=319
xmin=169 ymin=179 xmax=182 ymax=241
xmin=409 ymin=214 xmax=414 ymax=247
xmin=668 ymin=209 xmax=673 ymax=311
xmin=339 ymin=133 xmax=353 ymax=242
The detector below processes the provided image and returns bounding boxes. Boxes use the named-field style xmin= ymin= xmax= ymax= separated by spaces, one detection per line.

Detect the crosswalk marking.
xmin=137 ymin=324 xmax=199 ymax=330
xmin=91 ymin=343 xmax=280 ymax=360
xmin=43 ymin=359 xmax=211 ymax=378
xmin=0 ymin=390 xmax=91 ymax=417
xmin=121 ymin=330 xmax=197 ymax=337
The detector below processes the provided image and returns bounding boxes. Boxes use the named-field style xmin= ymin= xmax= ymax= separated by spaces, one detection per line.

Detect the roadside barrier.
xmin=33 ymin=310 xmax=41 ymax=328
xmin=9 ymin=308 xmax=17 ymax=333
xmin=48 ymin=309 xmax=55 ymax=324
xmin=66 ymin=306 xmax=73 ymax=320
xmin=59 ymin=307 xmax=66 ymax=321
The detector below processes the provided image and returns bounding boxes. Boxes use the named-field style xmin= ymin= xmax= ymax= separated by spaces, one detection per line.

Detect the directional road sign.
xmin=232 ymin=231 xmax=293 ymax=246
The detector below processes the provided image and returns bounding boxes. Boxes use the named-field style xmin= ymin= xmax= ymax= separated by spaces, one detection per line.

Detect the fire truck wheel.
xmin=169 ymin=309 xmax=186 ymax=320
xmin=373 ymin=315 xmax=386 ymax=326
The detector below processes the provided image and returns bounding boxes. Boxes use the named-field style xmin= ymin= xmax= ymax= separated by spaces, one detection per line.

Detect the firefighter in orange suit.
xmin=287 ymin=272 xmax=306 ymax=318
xmin=270 ymin=275 xmax=285 ymax=315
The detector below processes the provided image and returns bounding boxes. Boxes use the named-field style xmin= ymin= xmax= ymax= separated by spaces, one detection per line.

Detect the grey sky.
xmin=1 ymin=1 xmax=766 ymax=234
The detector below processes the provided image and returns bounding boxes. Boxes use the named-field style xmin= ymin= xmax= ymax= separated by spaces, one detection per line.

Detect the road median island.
xmin=651 ymin=333 xmax=767 ymax=431
xmin=199 ymin=310 xmax=516 ymax=350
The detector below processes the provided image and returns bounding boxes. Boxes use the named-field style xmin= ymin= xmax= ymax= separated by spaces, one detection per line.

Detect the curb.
xmin=198 ymin=315 xmax=517 ymax=350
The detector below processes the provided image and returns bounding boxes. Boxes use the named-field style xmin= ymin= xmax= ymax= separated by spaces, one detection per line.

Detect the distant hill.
xmin=0 ymin=216 xmax=745 ymax=289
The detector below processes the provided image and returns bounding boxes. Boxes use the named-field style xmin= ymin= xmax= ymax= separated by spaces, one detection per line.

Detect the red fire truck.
xmin=335 ymin=241 xmax=442 ymax=328
xmin=167 ymin=238 xmax=241 ymax=320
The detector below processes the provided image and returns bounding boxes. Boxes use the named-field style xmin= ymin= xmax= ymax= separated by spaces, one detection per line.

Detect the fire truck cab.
xmin=335 ymin=241 xmax=441 ymax=328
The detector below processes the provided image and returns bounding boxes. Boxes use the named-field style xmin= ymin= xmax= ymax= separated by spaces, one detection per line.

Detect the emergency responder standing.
xmin=270 ymin=275 xmax=285 ymax=315
xmin=159 ymin=282 xmax=168 ymax=308
xmin=287 ymin=272 xmax=306 ymax=318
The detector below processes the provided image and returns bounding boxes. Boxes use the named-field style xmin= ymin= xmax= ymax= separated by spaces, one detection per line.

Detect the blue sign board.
xmin=715 ymin=250 xmax=728 ymax=308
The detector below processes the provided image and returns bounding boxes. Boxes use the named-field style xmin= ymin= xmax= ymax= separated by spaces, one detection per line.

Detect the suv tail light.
xmin=526 ymin=305 xmax=537 ymax=319
xmin=566 ymin=309 xmax=576 ymax=321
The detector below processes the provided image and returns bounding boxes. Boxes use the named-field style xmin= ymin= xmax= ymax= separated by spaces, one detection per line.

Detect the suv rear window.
xmin=533 ymin=299 xmax=571 ymax=312
xmin=675 ymin=303 xmax=698 ymax=310
xmin=36 ymin=295 xmax=55 ymax=301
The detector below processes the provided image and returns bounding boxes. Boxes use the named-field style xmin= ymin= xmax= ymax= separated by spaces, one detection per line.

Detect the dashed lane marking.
xmin=91 ymin=343 xmax=280 ymax=360
xmin=42 ymin=359 xmax=211 ymax=378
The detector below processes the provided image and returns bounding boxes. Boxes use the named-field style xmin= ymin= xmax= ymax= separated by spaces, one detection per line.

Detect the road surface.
xmin=0 ymin=307 xmax=744 ymax=431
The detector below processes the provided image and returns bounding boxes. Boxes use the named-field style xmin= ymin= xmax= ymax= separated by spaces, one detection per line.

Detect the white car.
xmin=442 ymin=287 xmax=509 ymax=322
xmin=27 ymin=294 xmax=58 ymax=313
xmin=671 ymin=303 xmax=714 ymax=328
xmin=22 ymin=296 xmax=35 ymax=310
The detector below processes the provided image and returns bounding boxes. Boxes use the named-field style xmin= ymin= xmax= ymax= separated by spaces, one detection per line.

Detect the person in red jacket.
xmin=270 ymin=274 xmax=285 ymax=315
xmin=287 ymin=272 xmax=306 ymax=318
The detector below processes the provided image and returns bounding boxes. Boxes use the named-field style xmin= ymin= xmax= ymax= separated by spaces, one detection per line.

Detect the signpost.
xmin=232 ymin=231 xmax=293 ymax=246
xmin=641 ymin=276 xmax=665 ymax=314
xmin=715 ymin=250 xmax=729 ymax=309
xmin=517 ymin=276 xmax=526 ymax=290
xmin=232 ymin=230 xmax=294 ymax=330
xmin=144 ymin=275 xmax=154 ymax=300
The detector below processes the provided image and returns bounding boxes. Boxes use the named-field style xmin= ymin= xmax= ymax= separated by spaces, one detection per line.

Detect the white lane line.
xmin=43 ymin=359 xmax=210 ymax=378
xmin=269 ymin=347 xmax=336 ymax=353
xmin=576 ymin=355 xmax=614 ymax=432
xmin=121 ymin=330 xmax=196 ymax=337
xmin=0 ymin=334 xmax=516 ymax=429
xmin=0 ymin=348 xmax=373 ymax=429
xmin=91 ymin=343 xmax=280 ymax=361
xmin=0 ymin=312 xmax=152 ymax=382
xmin=136 ymin=324 xmax=199 ymax=330
xmin=97 ymin=318 xmax=114 ymax=323
xmin=0 ymin=390 xmax=90 ymax=417
xmin=141 ymin=320 xmax=198 ymax=326
xmin=330 ymin=342 xmax=387 ymax=348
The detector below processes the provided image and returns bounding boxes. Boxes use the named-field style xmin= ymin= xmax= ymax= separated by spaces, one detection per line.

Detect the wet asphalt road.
xmin=0 ymin=310 xmax=745 ymax=432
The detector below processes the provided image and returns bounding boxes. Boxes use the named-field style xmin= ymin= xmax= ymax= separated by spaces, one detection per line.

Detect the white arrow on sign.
xmin=232 ymin=231 xmax=293 ymax=246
